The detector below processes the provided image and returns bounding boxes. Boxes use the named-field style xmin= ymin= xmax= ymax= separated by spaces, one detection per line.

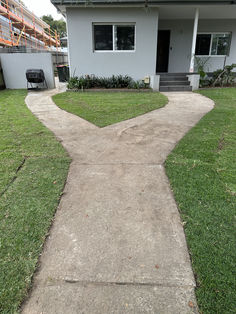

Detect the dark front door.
xmin=156 ymin=30 xmax=170 ymax=73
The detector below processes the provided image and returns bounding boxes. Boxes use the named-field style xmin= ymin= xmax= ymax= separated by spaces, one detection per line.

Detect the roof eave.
xmin=51 ymin=0 xmax=236 ymax=16
xmin=51 ymin=0 xmax=236 ymax=5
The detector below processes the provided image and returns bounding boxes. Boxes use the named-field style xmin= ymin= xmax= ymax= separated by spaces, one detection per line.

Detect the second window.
xmin=195 ymin=33 xmax=231 ymax=56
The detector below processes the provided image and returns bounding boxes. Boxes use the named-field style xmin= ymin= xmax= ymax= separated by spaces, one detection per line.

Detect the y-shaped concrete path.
xmin=23 ymin=86 xmax=214 ymax=314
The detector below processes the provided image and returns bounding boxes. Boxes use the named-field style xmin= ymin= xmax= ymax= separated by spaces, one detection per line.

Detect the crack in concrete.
xmin=44 ymin=278 xmax=196 ymax=289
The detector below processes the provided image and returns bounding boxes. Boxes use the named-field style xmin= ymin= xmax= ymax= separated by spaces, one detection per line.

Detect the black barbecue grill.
xmin=26 ymin=69 xmax=48 ymax=89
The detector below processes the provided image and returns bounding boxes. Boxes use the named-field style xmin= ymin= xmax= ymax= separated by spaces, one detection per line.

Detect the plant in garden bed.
xmin=195 ymin=56 xmax=211 ymax=87
xmin=195 ymin=59 xmax=236 ymax=88
xmin=67 ymin=75 xmax=148 ymax=90
xmin=211 ymin=64 xmax=236 ymax=87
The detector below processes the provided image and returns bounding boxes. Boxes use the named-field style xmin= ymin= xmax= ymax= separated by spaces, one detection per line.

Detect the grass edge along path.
xmin=0 ymin=90 xmax=70 ymax=313
xmin=52 ymin=91 xmax=168 ymax=127
xmin=165 ymin=88 xmax=236 ymax=314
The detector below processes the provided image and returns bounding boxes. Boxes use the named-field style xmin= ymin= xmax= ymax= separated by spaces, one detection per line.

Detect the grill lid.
xmin=26 ymin=69 xmax=45 ymax=83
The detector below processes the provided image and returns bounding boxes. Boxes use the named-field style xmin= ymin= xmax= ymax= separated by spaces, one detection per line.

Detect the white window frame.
xmin=93 ymin=23 xmax=136 ymax=53
xmin=195 ymin=32 xmax=231 ymax=57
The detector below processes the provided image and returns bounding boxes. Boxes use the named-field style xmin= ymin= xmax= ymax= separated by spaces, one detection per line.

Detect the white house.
xmin=51 ymin=0 xmax=236 ymax=91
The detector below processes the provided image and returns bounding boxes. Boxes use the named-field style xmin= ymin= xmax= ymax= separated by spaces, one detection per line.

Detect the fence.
xmin=0 ymin=52 xmax=55 ymax=89
xmin=0 ymin=48 xmax=68 ymax=71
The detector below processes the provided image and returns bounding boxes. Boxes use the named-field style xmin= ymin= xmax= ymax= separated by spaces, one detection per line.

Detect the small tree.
xmin=41 ymin=15 xmax=67 ymax=39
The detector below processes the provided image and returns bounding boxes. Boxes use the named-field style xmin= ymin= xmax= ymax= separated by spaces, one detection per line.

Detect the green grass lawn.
xmin=53 ymin=91 xmax=168 ymax=127
xmin=0 ymin=90 xmax=70 ymax=313
xmin=165 ymin=88 xmax=236 ymax=314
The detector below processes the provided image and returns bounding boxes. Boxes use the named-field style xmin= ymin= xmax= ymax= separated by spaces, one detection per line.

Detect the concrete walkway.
xmin=23 ymin=86 xmax=214 ymax=314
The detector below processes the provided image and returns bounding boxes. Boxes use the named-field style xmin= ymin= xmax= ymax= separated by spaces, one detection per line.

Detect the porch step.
xmin=160 ymin=76 xmax=189 ymax=82
xmin=159 ymin=73 xmax=192 ymax=92
xmin=160 ymin=80 xmax=190 ymax=86
xmin=159 ymin=86 xmax=192 ymax=92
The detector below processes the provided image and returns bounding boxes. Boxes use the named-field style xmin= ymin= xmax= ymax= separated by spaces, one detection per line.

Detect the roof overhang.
xmin=51 ymin=0 xmax=236 ymax=4
xmin=51 ymin=0 xmax=236 ymax=18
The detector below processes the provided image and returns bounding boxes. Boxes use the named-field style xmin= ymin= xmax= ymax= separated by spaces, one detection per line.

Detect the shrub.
xmin=67 ymin=75 xmax=149 ymax=90
xmin=67 ymin=76 xmax=80 ymax=89
xmin=194 ymin=60 xmax=236 ymax=88
xmin=195 ymin=57 xmax=211 ymax=87
xmin=211 ymin=64 xmax=236 ymax=87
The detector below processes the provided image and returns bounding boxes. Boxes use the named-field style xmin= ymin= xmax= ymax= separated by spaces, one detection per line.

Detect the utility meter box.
xmin=144 ymin=76 xmax=150 ymax=84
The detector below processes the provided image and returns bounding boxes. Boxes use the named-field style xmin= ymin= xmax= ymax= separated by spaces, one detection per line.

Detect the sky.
xmin=23 ymin=0 xmax=63 ymax=20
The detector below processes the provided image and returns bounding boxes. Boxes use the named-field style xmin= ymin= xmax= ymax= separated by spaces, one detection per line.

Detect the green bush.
xmin=67 ymin=76 xmax=80 ymax=89
xmin=67 ymin=75 xmax=148 ymax=90
xmin=195 ymin=56 xmax=210 ymax=87
xmin=211 ymin=64 xmax=236 ymax=87
xmin=194 ymin=58 xmax=236 ymax=88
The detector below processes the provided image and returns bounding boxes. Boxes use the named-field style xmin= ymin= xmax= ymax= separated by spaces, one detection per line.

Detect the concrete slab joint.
xmin=22 ymin=83 xmax=214 ymax=314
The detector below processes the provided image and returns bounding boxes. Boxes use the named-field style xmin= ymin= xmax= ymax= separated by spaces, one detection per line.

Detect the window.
xmin=93 ymin=24 xmax=135 ymax=51
xmin=195 ymin=33 xmax=231 ymax=56
xmin=94 ymin=25 xmax=113 ymax=51
xmin=211 ymin=34 xmax=231 ymax=56
xmin=115 ymin=25 xmax=135 ymax=50
xmin=196 ymin=34 xmax=211 ymax=55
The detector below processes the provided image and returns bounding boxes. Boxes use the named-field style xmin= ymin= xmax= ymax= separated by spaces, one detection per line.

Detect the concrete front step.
xmin=159 ymin=73 xmax=192 ymax=91
xmin=157 ymin=72 xmax=189 ymax=75
xmin=160 ymin=86 xmax=192 ymax=92
xmin=160 ymin=76 xmax=189 ymax=82
xmin=160 ymin=81 xmax=190 ymax=86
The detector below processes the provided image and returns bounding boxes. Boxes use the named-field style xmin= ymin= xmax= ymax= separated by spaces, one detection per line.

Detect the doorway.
xmin=156 ymin=30 xmax=170 ymax=73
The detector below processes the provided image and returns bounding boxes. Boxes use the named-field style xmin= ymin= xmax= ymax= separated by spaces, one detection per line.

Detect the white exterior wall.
xmin=159 ymin=19 xmax=236 ymax=73
xmin=0 ymin=53 xmax=55 ymax=89
xmin=66 ymin=7 xmax=159 ymax=80
xmin=66 ymin=5 xmax=236 ymax=77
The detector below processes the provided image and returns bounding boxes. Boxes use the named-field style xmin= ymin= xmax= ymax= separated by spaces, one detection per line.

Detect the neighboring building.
xmin=51 ymin=0 xmax=236 ymax=90
xmin=60 ymin=36 xmax=68 ymax=52
xmin=0 ymin=0 xmax=60 ymax=51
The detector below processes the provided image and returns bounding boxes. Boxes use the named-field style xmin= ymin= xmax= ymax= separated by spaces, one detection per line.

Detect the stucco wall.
xmin=66 ymin=7 xmax=159 ymax=80
xmin=66 ymin=7 xmax=236 ymax=77
xmin=159 ymin=19 xmax=236 ymax=73
xmin=0 ymin=53 xmax=55 ymax=89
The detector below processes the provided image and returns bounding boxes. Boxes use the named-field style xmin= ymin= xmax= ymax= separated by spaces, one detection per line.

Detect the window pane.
xmin=115 ymin=25 xmax=135 ymax=50
xmin=211 ymin=34 xmax=231 ymax=55
xmin=195 ymin=34 xmax=211 ymax=55
xmin=94 ymin=25 xmax=113 ymax=51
